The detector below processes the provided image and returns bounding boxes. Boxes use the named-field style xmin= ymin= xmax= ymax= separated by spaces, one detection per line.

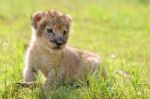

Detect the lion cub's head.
xmin=31 ymin=10 xmax=72 ymax=50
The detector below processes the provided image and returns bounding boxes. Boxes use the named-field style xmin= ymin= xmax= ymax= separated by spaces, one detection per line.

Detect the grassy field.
xmin=0 ymin=0 xmax=150 ymax=98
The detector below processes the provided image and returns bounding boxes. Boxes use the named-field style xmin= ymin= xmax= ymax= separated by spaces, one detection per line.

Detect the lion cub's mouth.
xmin=50 ymin=41 xmax=66 ymax=50
xmin=53 ymin=47 xmax=61 ymax=50
xmin=53 ymin=45 xmax=64 ymax=50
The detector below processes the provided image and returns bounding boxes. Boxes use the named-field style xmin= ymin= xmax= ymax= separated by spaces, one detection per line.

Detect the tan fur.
xmin=23 ymin=10 xmax=104 ymax=90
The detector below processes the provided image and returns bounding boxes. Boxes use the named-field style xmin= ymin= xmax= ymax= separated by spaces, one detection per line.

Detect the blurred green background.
xmin=0 ymin=0 xmax=150 ymax=98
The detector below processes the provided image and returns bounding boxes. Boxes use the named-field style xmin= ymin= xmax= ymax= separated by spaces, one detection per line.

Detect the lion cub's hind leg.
xmin=82 ymin=52 xmax=106 ymax=79
xmin=82 ymin=52 xmax=101 ymax=72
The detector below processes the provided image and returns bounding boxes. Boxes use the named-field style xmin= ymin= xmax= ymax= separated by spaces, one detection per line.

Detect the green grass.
xmin=0 ymin=0 xmax=150 ymax=98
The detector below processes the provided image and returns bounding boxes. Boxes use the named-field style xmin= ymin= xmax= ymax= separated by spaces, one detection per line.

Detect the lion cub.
xmin=23 ymin=10 xmax=104 ymax=89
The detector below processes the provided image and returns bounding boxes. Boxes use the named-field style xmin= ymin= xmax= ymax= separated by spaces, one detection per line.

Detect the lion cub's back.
xmin=62 ymin=46 xmax=101 ymax=80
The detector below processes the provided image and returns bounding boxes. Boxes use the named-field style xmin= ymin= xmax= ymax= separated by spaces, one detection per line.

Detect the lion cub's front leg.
xmin=23 ymin=67 xmax=36 ymax=83
xmin=22 ymin=66 xmax=37 ymax=88
xmin=22 ymin=49 xmax=38 ymax=88
xmin=43 ymin=67 xmax=63 ymax=91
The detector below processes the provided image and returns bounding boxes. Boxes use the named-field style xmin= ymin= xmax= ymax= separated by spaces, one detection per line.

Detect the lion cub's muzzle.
xmin=50 ymin=36 xmax=66 ymax=48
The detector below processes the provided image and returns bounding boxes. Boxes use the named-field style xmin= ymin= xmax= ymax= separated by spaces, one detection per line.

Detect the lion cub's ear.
xmin=31 ymin=11 xmax=45 ymax=29
xmin=65 ymin=15 xmax=72 ymax=23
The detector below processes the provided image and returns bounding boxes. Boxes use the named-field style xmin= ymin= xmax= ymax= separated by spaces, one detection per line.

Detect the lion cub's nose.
xmin=55 ymin=37 xmax=65 ymax=46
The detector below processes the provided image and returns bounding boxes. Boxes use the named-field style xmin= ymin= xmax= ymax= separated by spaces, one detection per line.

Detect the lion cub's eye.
xmin=47 ymin=29 xmax=53 ymax=33
xmin=63 ymin=31 xmax=67 ymax=35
